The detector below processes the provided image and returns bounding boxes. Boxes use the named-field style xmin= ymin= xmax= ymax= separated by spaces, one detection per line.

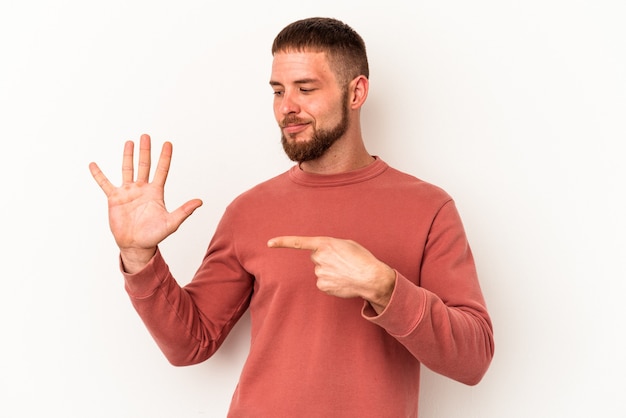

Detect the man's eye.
xmin=300 ymin=88 xmax=314 ymax=93
xmin=273 ymin=91 xmax=284 ymax=96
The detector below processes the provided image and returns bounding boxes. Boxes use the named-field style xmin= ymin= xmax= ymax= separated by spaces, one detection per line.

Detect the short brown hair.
xmin=272 ymin=17 xmax=369 ymax=84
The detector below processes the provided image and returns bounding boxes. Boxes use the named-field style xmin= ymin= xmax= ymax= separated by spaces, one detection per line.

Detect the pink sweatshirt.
xmin=123 ymin=158 xmax=494 ymax=417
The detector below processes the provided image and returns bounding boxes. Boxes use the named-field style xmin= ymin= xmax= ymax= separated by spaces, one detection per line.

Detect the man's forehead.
xmin=270 ymin=51 xmax=333 ymax=81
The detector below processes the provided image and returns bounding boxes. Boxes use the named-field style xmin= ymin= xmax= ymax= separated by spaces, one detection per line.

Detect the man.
xmin=90 ymin=17 xmax=494 ymax=417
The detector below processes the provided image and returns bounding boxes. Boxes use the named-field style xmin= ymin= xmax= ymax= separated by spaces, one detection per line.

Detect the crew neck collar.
xmin=288 ymin=156 xmax=388 ymax=187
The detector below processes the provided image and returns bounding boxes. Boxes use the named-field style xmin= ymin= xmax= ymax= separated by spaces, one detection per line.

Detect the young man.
xmin=90 ymin=17 xmax=494 ymax=417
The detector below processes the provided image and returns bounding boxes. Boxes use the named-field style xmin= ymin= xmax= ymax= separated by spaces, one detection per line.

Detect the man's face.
xmin=270 ymin=51 xmax=349 ymax=162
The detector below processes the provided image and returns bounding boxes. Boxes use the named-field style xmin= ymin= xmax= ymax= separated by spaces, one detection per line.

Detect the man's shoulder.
xmin=225 ymin=169 xmax=292 ymax=210
xmin=383 ymin=163 xmax=452 ymax=201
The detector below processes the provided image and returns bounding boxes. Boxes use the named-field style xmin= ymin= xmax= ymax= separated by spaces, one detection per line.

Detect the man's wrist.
xmin=367 ymin=265 xmax=396 ymax=314
xmin=120 ymin=247 xmax=157 ymax=274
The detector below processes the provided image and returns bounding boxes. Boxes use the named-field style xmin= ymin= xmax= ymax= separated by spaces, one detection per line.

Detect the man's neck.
xmin=299 ymin=146 xmax=374 ymax=175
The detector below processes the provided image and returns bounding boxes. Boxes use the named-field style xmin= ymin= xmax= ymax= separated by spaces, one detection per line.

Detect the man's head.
xmin=272 ymin=17 xmax=369 ymax=86
xmin=270 ymin=18 xmax=370 ymax=163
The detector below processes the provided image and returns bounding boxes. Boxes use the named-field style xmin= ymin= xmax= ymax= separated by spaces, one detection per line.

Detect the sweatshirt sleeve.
xmin=122 ymin=215 xmax=254 ymax=367
xmin=362 ymin=200 xmax=494 ymax=385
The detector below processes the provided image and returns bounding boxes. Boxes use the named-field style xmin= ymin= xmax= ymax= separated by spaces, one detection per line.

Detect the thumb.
xmin=170 ymin=198 xmax=203 ymax=228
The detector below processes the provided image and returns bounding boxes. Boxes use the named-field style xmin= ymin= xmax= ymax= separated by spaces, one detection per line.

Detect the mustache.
xmin=279 ymin=115 xmax=309 ymax=128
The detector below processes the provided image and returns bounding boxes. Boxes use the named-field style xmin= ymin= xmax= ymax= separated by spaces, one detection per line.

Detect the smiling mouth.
xmin=283 ymin=123 xmax=309 ymax=135
xmin=280 ymin=114 xmax=312 ymax=138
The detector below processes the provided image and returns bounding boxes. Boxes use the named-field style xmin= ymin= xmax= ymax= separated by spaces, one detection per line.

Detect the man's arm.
xmin=267 ymin=200 xmax=494 ymax=385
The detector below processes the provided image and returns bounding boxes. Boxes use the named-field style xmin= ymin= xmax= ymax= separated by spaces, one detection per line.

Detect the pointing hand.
xmin=268 ymin=236 xmax=395 ymax=313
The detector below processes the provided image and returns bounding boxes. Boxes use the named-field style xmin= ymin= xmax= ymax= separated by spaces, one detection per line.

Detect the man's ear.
xmin=349 ymin=75 xmax=369 ymax=110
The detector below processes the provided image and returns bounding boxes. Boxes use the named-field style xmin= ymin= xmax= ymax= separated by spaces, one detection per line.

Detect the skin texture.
xmin=89 ymin=50 xmax=396 ymax=313
xmin=88 ymin=137 xmax=203 ymax=273
xmin=270 ymin=51 xmax=373 ymax=174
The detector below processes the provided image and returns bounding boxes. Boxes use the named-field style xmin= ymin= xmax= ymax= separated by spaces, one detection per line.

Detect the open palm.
xmin=89 ymin=134 xmax=202 ymax=269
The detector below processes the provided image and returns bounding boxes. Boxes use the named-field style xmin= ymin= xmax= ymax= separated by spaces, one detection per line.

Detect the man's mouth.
xmin=283 ymin=123 xmax=309 ymax=135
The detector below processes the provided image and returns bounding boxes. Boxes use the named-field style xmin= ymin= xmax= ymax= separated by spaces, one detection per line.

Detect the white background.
xmin=1 ymin=1 xmax=624 ymax=417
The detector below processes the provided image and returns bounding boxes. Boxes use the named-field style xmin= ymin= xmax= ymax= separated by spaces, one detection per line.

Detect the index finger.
xmin=267 ymin=236 xmax=324 ymax=251
xmin=152 ymin=141 xmax=173 ymax=187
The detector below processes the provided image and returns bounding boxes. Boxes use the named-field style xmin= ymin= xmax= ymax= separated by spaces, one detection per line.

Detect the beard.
xmin=280 ymin=91 xmax=350 ymax=163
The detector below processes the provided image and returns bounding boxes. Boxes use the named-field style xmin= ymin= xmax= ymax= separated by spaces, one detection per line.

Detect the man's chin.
xmin=283 ymin=133 xmax=312 ymax=144
xmin=282 ymin=142 xmax=316 ymax=162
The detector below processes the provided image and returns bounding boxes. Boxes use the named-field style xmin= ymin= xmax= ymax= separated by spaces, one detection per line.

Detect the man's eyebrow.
xmin=269 ymin=78 xmax=319 ymax=87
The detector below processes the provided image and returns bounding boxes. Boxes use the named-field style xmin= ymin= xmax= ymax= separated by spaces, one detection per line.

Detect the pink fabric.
xmin=123 ymin=158 xmax=494 ymax=417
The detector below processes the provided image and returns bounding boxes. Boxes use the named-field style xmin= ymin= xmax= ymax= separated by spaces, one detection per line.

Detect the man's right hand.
xmin=89 ymin=134 xmax=203 ymax=273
